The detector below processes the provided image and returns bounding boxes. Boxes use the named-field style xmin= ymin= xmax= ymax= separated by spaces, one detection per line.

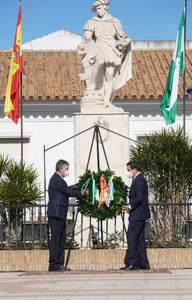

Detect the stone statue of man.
xmin=78 ymin=0 xmax=132 ymax=107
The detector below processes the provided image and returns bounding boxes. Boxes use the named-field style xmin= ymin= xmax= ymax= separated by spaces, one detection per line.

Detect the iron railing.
xmin=146 ymin=202 xmax=192 ymax=248
xmin=0 ymin=203 xmax=192 ymax=249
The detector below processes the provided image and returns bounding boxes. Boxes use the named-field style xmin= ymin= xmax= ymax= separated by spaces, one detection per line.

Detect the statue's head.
xmin=92 ymin=0 xmax=109 ymax=13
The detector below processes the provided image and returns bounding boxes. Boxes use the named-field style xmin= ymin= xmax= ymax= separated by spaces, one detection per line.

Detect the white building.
xmin=0 ymin=29 xmax=192 ymax=195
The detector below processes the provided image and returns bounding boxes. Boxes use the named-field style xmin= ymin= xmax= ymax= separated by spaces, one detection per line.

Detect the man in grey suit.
xmin=47 ymin=160 xmax=86 ymax=272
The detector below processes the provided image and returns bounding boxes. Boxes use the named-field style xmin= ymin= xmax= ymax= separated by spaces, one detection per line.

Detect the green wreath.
xmin=75 ymin=170 xmax=127 ymax=220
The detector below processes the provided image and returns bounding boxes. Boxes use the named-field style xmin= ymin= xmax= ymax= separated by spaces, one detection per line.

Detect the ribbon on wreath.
xmin=81 ymin=176 xmax=97 ymax=205
xmin=91 ymin=175 xmax=97 ymax=205
xmin=106 ymin=175 xmax=114 ymax=207
xmin=81 ymin=177 xmax=91 ymax=192
xmin=98 ymin=175 xmax=109 ymax=208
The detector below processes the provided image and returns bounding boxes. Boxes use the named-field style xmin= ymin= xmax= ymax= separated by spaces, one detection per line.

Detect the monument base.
xmin=74 ymin=97 xmax=130 ymax=246
xmin=74 ymin=109 xmax=129 ymax=182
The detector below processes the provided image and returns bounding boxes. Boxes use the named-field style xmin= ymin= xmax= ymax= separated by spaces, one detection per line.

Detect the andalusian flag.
xmin=160 ymin=4 xmax=185 ymax=125
xmin=4 ymin=3 xmax=23 ymax=124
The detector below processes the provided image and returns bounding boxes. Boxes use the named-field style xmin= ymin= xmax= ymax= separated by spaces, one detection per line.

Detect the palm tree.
xmin=0 ymin=158 xmax=42 ymax=246
xmin=0 ymin=154 xmax=9 ymax=177
xmin=130 ymin=127 xmax=192 ymax=246
xmin=130 ymin=127 xmax=192 ymax=203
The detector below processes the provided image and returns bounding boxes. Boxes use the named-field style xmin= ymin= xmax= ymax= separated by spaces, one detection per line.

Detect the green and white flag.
xmin=160 ymin=4 xmax=185 ymax=125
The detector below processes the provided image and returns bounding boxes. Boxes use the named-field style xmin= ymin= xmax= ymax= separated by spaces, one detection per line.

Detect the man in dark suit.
xmin=121 ymin=161 xmax=151 ymax=270
xmin=47 ymin=159 xmax=85 ymax=272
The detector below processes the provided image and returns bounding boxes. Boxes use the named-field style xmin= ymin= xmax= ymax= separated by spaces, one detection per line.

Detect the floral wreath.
xmin=75 ymin=170 xmax=127 ymax=220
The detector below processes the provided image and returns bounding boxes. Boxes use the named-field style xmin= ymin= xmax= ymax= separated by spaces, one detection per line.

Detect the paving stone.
xmin=0 ymin=269 xmax=192 ymax=299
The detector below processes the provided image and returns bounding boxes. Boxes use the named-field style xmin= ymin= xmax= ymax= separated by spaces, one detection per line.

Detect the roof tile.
xmin=0 ymin=49 xmax=192 ymax=101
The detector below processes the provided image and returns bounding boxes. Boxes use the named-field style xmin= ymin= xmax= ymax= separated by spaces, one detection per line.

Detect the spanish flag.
xmin=4 ymin=3 xmax=23 ymax=124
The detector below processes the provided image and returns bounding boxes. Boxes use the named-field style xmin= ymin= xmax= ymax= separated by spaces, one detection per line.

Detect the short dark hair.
xmin=56 ymin=160 xmax=69 ymax=172
xmin=127 ymin=161 xmax=141 ymax=171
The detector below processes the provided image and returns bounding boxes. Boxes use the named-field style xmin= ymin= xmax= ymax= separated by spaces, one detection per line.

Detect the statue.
xmin=77 ymin=0 xmax=132 ymax=108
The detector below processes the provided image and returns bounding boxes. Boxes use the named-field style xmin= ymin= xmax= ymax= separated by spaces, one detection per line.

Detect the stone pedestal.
xmin=74 ymin=93 xmax=130 ymax=247
xmin=74 ymin=95 xmax=129 ymax=182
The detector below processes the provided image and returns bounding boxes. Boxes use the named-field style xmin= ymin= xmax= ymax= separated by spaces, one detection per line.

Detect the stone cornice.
xmin=0 ymin=99 xmax=191 ymax=118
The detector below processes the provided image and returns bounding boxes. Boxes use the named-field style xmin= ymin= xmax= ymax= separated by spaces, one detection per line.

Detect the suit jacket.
xmin=47 ymin=172 xmax=82 ymax=220
xmin=129 ymin=173 xmax=151 ymax=221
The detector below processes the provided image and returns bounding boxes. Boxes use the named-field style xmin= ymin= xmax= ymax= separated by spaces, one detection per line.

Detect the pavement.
xmin=0 ymin=269 xmax=192 ymax=300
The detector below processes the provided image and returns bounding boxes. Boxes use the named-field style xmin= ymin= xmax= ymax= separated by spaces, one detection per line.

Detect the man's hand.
xmin=81 ymin=189 xmax=89 ymax=196
xmin=122 ymin=205 xmax=130 ymax=214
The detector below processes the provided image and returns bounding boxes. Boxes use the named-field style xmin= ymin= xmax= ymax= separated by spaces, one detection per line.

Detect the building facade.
xmin=0 ymin=30 xmax=192 ymax=194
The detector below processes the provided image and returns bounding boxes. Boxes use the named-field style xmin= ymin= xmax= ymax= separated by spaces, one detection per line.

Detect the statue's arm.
xmin=78 ymin=31 xmax=93 ymax=51
xmin=113 ymin=18 xmax=131 ymax=51
xmin=78 ymin=20 xmax=94 ymax=51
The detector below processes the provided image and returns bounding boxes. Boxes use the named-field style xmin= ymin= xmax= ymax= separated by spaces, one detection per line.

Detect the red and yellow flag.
xmin=4 ymin=3 xmax=23 ymax=124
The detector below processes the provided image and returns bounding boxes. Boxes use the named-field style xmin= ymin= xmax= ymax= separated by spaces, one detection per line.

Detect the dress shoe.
xmin=120 ymin=265 xmax=139 ymax=270
xmin=120 ymin=265 xmax=129 ymax=270
xmin=49 ymin=266 xmax=56 ymax=272
xmin=140 ymin=265 xmax=150 ymax=270
xmin=57 ymin=266 xmax=71 ymax=272
xmin=48 ymin=265 xmax=71 ymax=272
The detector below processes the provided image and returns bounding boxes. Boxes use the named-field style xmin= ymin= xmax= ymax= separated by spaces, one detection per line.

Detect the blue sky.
xmin=0 ymin=0 xmax=191 ymax=49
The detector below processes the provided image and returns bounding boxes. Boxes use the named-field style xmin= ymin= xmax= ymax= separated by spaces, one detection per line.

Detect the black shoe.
xmin=120 ymin=265 xmax=139 ymax=270
xmin=57 ymin=266 xmax=71 ymax=272
xmin=49 ymin=266 xmax=56 ymax=272
xmin=48 ymin=265 xmax=71 ymax=272
xmin=120 ymin=265 xmax=129 ymax=270
xmin=140 ymin=265 xmax=150 ymax=270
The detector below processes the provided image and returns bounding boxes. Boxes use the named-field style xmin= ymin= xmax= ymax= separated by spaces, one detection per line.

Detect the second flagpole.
xmin=183 ymin=0 xmax=187 ymax=136
xmin=19 ymin=0 xmax=23 ymax=164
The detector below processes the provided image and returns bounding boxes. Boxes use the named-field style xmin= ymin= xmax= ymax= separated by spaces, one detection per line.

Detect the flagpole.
xmin=19 ymin=0 xmax=23 ymax=164
xmin=183 ymin=0 xmax=187 ymax=136
xmin=20 ymin=72 xmax=23 ymax=165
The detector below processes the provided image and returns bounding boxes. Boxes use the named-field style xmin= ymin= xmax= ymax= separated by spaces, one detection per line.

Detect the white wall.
xmin=0 ymin=116 xmax=75 ymax=194
xmin=129 ymin=114 xmax=192 ymax=144
xmin=1 ymin=112 xmax=192 ymax=187
xmin=1 ymin=111 xmax=191 ymax=201
xmin=22 ymin=29 xmax=82 ymax=50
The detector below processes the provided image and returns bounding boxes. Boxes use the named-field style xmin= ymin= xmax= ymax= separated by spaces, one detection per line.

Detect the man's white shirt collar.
xmin=57 ymin=172 xmax=64 ymax=180
xmin=134 ymin=172 xmax=141 ymax=179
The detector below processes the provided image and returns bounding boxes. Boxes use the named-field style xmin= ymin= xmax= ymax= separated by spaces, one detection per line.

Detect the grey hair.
xmin=56 ymin=160 xmax=69 ymax=171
